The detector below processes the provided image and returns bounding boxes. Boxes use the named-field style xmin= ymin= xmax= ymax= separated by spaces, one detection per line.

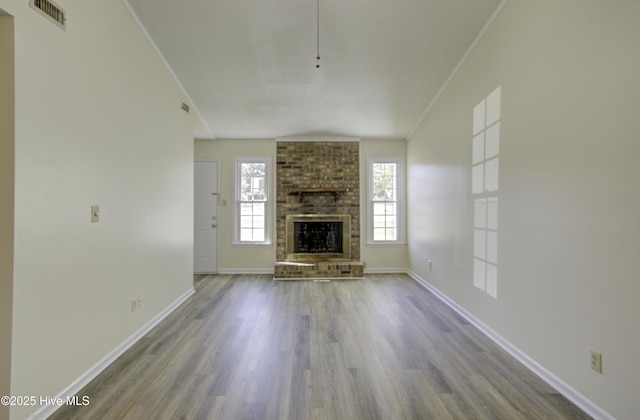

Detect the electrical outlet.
xmin=137 ymin=295 xmax=143 ymax=308
xmin=131 ymin=299 xmax=137 ymax=312
xmin=590 ymin=350 xmax=603 ymax=374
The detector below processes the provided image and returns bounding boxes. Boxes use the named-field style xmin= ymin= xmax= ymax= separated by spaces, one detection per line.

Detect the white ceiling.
xmin=126 ymin=0 xmax=503 ymax=139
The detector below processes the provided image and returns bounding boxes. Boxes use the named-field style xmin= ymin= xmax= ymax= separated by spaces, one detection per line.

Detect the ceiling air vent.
xmin=30 ymin=0 xmax=66 ymax=30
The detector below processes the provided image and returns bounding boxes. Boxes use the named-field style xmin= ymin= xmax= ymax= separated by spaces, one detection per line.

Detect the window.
xmin=368 ymin=158 xmax=405 ymax=244
xmin=235 ymin=158 xmax=271 ymax=244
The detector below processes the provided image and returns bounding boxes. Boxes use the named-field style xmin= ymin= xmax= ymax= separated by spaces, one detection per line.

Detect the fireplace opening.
xmin=286 ymin=214 xmax=351 ymax=261
xmin=294 ymin=221 xmax=343 ymax=254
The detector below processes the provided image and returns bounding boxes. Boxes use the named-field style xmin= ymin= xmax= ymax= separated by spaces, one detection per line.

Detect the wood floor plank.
xmin=49 ymin=274 xmax=591 ymax=420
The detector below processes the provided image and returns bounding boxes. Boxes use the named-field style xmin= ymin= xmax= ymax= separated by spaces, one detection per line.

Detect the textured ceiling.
xmin=125 ymin=0 xmax=503 ymax=139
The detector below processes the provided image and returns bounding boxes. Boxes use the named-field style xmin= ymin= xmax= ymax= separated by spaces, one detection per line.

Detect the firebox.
xmin=285 ymin=214 xmax=351 ymax=262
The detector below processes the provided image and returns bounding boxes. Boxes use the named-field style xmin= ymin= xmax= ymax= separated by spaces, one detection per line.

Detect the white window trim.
xmin=367 ymin=157 xmax=406 ymax=245
xmin=233 ymin=157 xmax=272 ymax=245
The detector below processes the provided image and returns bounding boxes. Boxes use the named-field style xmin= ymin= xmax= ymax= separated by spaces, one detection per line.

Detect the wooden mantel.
xmin=290 ymin=188 xmax=349 ymax=202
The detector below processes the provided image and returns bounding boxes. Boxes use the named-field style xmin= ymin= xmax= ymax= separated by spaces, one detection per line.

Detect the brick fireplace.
xmin=274 ymin=140 xmax=364 ymax=279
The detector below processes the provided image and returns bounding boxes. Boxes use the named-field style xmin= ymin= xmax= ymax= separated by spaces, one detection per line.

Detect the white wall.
xmin=0 ymin=1 xmax=197 ymax=418
xmin=407 ymin=1 xmax=640 ymax=418
xmin=0 ymin=12 xmax=14 ymax=420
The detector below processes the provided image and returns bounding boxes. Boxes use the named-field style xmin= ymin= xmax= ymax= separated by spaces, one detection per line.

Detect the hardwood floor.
xmin=50 ymin=274 xmax=591 ymax=419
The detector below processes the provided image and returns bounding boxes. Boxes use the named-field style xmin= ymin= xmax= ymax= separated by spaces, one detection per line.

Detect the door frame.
xmin=194 ymin=159 xmax=220 ymax=273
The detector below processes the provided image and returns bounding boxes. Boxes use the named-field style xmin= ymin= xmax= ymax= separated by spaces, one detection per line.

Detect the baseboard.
xmin=406 ymin=270 xmax=614 ymax=420
xmin=364 ymin=267 xmax=409 ymax=274
xmin=30 ymin=287 xmax=196 ymax=420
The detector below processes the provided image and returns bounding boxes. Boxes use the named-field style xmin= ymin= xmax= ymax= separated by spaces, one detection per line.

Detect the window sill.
xmin=232 ymin=242 xmax=273 ymax=247
xmin=365 ymin=241 xmax=407 ymax=247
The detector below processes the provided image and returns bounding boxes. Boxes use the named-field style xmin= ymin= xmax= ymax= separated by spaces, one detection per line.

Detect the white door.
xmin=194 ymin=160 xmax=219 ymax=273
